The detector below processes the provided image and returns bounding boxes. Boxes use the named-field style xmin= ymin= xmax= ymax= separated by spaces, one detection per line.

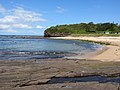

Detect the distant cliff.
xmin=44 ymin=28 xmax=71 ymax=37
xmin=44 ymin=22 xmax=120 ymax=37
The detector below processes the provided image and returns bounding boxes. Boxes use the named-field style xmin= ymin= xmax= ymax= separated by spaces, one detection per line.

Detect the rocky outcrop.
xmin=44 ymin=30 xmax=70 ymax=37
xmin=0 ymin=59 xmax=120 ymax=90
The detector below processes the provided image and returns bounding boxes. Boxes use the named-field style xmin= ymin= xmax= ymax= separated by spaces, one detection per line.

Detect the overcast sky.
xmin=0 ymin=0 xmax=120 ymax=35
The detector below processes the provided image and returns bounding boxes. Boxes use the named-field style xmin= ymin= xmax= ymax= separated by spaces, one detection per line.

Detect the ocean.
xmin=0 ymin=35 xmax=103 ymax=60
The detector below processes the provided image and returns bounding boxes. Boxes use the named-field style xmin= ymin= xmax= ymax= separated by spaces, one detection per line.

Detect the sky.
xmin=0 ymin=0 xmax=120 ymax=35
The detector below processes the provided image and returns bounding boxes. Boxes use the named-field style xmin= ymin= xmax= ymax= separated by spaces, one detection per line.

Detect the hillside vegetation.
xmin=44 ymin=22 xmax=120 ymax=37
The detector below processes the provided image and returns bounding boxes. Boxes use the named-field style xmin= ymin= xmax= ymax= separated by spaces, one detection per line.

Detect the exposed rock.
xmin=14 ymin=82 xmax=119 ymax=90
xmin=44 ymin=30 xmax=70 ymax=37
xmin=16 ymin=79 xmax=50 ymax=87
xmin=0 ymin=60 xmax=120 ymax=90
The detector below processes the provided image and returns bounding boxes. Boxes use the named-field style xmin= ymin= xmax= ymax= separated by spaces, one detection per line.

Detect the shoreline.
xmin=50 ymin=36 xmax=120 ymax=61
xmin=0 ymin=36 xmax=120 ymax=90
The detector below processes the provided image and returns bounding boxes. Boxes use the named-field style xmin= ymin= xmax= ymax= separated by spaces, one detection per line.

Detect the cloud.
xmin=12 ymin=24 xmax=32 ymax=29
xmin=36 ymin=25 xmax=44 ymax=29
xmin=13 ymin=7 xmax=46 ymax=22
xmin=0 ymin=4 xmax=46 ymax=33
xmin=56 ymin=6 xmax=66 ymax=13
xmin=0 ymin=6 xmax=47 ymax=24
xmin=29 ymin=30 xmax=39 ymax=34
xmin=0 ymin=4 xmax=6 ymax=14
xmin=0 ymin=24 xmax=10 ymax=29
xmin=0 ymin=24 xmax=32 ymax=29
xmin=5 ymin=29 xmax=18 ymax=33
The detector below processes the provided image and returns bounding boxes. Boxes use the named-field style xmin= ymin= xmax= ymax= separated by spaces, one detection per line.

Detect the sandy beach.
xmin=51 ymin=36 xmax=120 ymax=61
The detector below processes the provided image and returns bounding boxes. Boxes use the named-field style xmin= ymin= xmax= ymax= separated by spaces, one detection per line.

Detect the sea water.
xmin=0 ymin=35 xmax=103 ymax=60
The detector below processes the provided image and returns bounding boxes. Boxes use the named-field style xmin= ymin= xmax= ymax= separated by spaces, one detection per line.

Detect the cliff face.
xmin=44 ymin=30 xmax=70 ymax=37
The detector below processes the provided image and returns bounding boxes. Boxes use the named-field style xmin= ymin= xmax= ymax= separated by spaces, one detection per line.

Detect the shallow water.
xmin=48 ymin=76 xmax=120 ymax=84
xmin=0 ymin=35 xmax=103 ymax=60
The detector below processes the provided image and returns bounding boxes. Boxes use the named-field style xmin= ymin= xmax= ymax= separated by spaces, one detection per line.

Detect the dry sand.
xmin=51 ymin=36 xmax=120 ymax=61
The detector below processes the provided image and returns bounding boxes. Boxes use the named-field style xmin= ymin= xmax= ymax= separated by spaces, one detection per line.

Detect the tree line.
xmin=44 ymin=22 xmax=120 ymax=36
